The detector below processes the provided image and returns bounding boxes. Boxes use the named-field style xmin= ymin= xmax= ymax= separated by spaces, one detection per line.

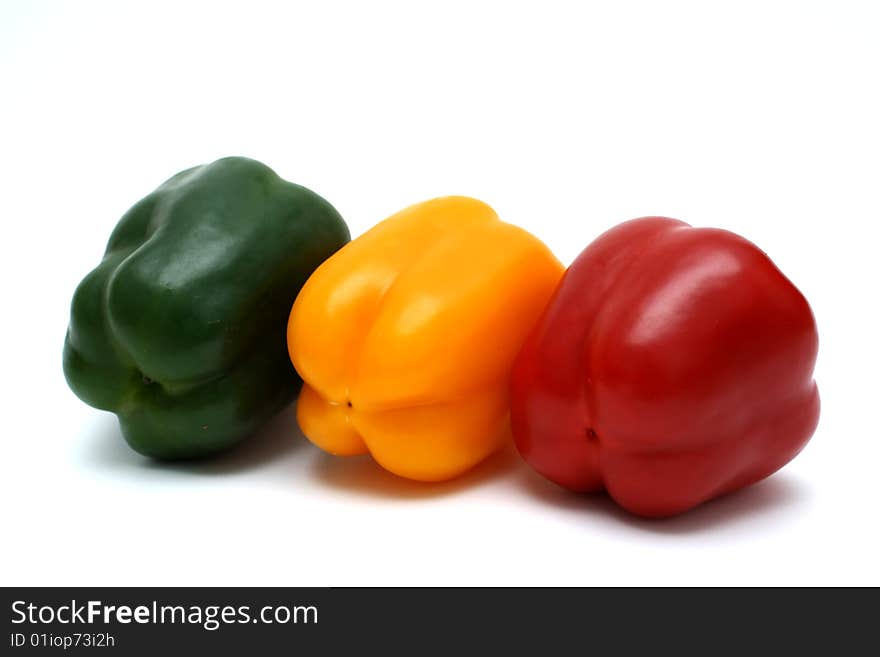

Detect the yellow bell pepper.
xmin=287 ymin=196 xmax=563 ymax=481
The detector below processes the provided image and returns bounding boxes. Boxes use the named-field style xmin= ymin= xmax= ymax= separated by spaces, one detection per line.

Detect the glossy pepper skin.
xmin=63 ymin=157 xmax=350 ymax=459
xmin=287 ymin=197 xmax=563 ymax=481
xmin=511 ymin=217 xmax=819 ymax=517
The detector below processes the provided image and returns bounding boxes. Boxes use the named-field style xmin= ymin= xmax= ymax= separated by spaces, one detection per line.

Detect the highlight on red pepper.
xmin=510 ymin=217 xmax=820 ymax=518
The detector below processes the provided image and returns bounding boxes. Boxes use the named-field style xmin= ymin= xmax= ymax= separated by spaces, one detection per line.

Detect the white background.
xmin=1 ymin=0 xmax=877 ymax=586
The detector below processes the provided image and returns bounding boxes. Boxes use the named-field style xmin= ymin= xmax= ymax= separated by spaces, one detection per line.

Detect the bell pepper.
xmin=63 ymin=157 xmax=350 ymax=459
xmin=511 ymin=217 xmax=820 ymax=517
xmin=287 ymin=196 xmax=563 ymax=481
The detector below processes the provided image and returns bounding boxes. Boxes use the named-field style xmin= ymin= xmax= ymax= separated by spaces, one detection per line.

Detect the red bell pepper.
xmin=510 ymin=217 xmax=820 ymax=517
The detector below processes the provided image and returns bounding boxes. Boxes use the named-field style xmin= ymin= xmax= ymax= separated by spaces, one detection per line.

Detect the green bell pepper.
xmin=63 ymin=156 xmax=350 ymax=459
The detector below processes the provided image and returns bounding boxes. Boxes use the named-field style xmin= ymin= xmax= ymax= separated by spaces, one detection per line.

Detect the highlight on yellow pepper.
xmin=287 ymin=196 xmax=564 ymax=481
